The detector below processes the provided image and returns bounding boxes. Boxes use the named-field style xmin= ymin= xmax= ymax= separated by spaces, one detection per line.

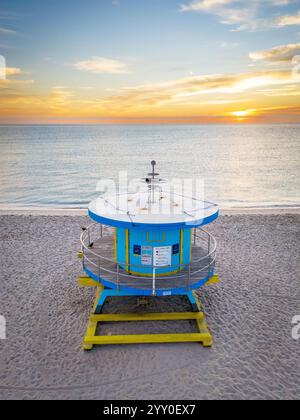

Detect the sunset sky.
xmin=0 ymin=0 xmax=300 ymax=124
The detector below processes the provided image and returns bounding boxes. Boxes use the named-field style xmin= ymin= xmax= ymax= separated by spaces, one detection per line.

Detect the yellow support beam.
xmin=81 ymin=279 xmax=213 ymax=350
xmin=82 ymin=286 xmax=104 ymax=350
xmin=192 ymin=291 xmax=213 ymax=347
xmin=206 ymin=274 xmax=219 ymax=285
xmin=83 ymin=318 xmax=98 ymax=350
xmin=90 ymin=312 xmax=204 ymax=323
xmin=84 ymin=332 xmax=212 ymax=346
xmin=93 ymin=287 xmax=104 ymax=313
xmin=78 ymin=276 xmax=101 ymax=288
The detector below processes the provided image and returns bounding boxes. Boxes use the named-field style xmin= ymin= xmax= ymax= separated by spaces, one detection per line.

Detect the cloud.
xmin=5 ymin=67 xmax=24 ymax=76
xmin=181 ymin=0 xmax=256 ymax=25
xmin=8 ymin=68 xmax=295 ymax=117
xmin=0 ymin=26 xmax=16 ymax=34
xmin=49 ymin=87 xmax=74 ymax=111
xmin=180 ymin=0 xmax=299 ymax=31
xmin=73 ymin=57 xmax=129 ymax=74
xmin=0 ymin=66 xmax=24 ymax=84
xmin=230 ymin=104 xmax=300 ymax=117
xmin=270 ymin=0 xmax=297 ymax=5
xmin=235 ymin=10 xmax=300 ymax=31
xmin=0 ymin=79 xmax=34 ymax=89
xmin=277 ymin=10 xmax=300 ymax=26
xmin=180 ymin=0 xmax=238 ymax=12
xmin=181 ymin=0 xmax=295 ymax=12
xmin=0 ymin=87 xmax=74 ymax=124
xmin=0 ymin=66 xmax=32 ymax=89
xmin=250 ymin=43 xmax=300 ymax=63
xmin=1 ymin=68 xmax=299 ymax=124
xmin=97 ymin=69 xmax=298 ymax=113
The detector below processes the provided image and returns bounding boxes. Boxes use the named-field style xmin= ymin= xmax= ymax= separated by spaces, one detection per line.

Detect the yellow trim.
xmin=192 ymin=291 xmax=213 ymax=347
xmin=84 ymin=332 xmax=212 ymax=346
xmin=83 ymin=289 xmax=213 ymax=349
xmin=180 ymin=229 xmax=184 ymax=270
xmin=82 ymin=286 xmax=104 ymax=350
xmin=146 ymin=231 xmax=166 ymax=243
xmin=81 ymin=278 xmax=214 ymax=349
xmin=83 ymin=319 xmax=98 ymax=350
xmin=206 ymin=275 xmax=220 ymax=285
xmin=125 ymin=229 xmax=129 ymax=271
xmin=93 ymin=287 xmax=104 ymax=312
xmin=129 ymin=268 xmax=180 ymax=277
xmin=78 ymin=276 xmax=100 ymax=288
xmin=90 ymin=312 xmax=204 ymax=322
xmin=114 ymin=228 xmax=117 ymax=262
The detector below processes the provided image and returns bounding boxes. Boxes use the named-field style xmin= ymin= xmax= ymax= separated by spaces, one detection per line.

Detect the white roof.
xmin=88 ymin=190 xmax=219 ymax=228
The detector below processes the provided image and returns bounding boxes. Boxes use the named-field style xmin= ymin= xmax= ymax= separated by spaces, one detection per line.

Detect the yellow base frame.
xmin=78 ymin=276 xmax=215 ymax=351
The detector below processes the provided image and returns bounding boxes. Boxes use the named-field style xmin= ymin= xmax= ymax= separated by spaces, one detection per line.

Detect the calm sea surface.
xmin=0 ymin=124 xmax=299 ymax=209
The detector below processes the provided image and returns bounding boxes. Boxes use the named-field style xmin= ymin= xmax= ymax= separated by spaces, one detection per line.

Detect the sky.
xmin=0 ymin=0 xmax=300 ymax=124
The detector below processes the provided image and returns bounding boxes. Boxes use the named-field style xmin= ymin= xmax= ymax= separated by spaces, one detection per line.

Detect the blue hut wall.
xmin=115 ymin=227 xmax=192 ymax=276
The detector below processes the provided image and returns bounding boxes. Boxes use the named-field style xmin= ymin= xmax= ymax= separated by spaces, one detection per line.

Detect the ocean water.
xmin=0 ymin=124 xmax=299 ymax=209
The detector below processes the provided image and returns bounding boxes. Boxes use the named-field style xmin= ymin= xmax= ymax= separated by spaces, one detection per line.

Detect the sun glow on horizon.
xmin=231 ymin=110 xmax=253 ymax=120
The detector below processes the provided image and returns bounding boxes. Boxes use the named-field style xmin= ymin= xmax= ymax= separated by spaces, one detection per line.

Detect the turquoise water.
xmin=0 ymin=124 xmax=299 ymax=208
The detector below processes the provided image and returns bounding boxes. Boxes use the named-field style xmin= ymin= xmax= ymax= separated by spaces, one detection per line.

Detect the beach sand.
xmin=0 ymin=213 xmax=299 ymax=400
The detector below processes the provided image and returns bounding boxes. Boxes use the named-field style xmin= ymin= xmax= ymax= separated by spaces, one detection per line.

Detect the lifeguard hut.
xmin=78 ymin=162 xmax=219 ymax=350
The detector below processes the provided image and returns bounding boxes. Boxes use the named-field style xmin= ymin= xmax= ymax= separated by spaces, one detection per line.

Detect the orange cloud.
xmin=5 ymin=67 xmax=24 ymax=76
xmin=0 ymin=68 xmax=299 ymax=124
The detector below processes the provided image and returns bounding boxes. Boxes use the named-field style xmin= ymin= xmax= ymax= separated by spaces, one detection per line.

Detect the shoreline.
xmin=0 ymin=206 xmax=300 ymax=216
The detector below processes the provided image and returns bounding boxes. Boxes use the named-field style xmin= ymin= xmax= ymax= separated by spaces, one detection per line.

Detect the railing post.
xmin=152 ymin=268 xmax=156 ymax=296
xmin=208 ymin=261 xmax=211 ymax=280
xmin=88 ymin=228 xmax=91 ymax=247
xmin=194 ymin=228 xmax=196 ymax=246
xmin=117 ymin=263 xmax=120 ymax=291
xmin=82 ymin=246 xmax=85 ymax=270
xmin=100 ymin=224 xmax=103 ymax=238
xmin=188 ymin=264 xmax=191 ymax=292
xmin=208 ymin=234 xmax=211 ymax=255
xmin=98 ymin=258 xmax=101 ymax=281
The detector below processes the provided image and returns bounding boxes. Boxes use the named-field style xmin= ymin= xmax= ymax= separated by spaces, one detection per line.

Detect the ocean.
xmin=0 ymin=124 xmax=299 ymax=209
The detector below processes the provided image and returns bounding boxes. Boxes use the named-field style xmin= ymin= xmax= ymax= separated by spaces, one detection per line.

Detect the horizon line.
xmin=1 ymin=122 xmax=300 ymax=126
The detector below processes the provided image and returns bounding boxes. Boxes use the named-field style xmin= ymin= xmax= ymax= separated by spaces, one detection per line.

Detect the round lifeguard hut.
xmin=79 ymin=162 xmax=219 ymax=350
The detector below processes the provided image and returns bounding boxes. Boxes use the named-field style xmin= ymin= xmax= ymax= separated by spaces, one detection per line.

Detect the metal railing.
xmin=80 ymin=223 xmax=217 ymax=295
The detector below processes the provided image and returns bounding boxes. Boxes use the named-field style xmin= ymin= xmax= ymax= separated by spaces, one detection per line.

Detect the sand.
xmin=0 ymin=213 xmax=299 ymax=400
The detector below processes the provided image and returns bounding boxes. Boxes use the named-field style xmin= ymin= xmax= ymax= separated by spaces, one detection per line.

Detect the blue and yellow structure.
xmin=78 ymin=162 xmax=220 ymax=350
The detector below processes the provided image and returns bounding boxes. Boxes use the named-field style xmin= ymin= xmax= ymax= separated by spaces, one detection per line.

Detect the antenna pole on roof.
xmin=151 ymin=160 xmax=156 ymax=180
xmin=148 ymin=160 xmax=159 ymax=204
